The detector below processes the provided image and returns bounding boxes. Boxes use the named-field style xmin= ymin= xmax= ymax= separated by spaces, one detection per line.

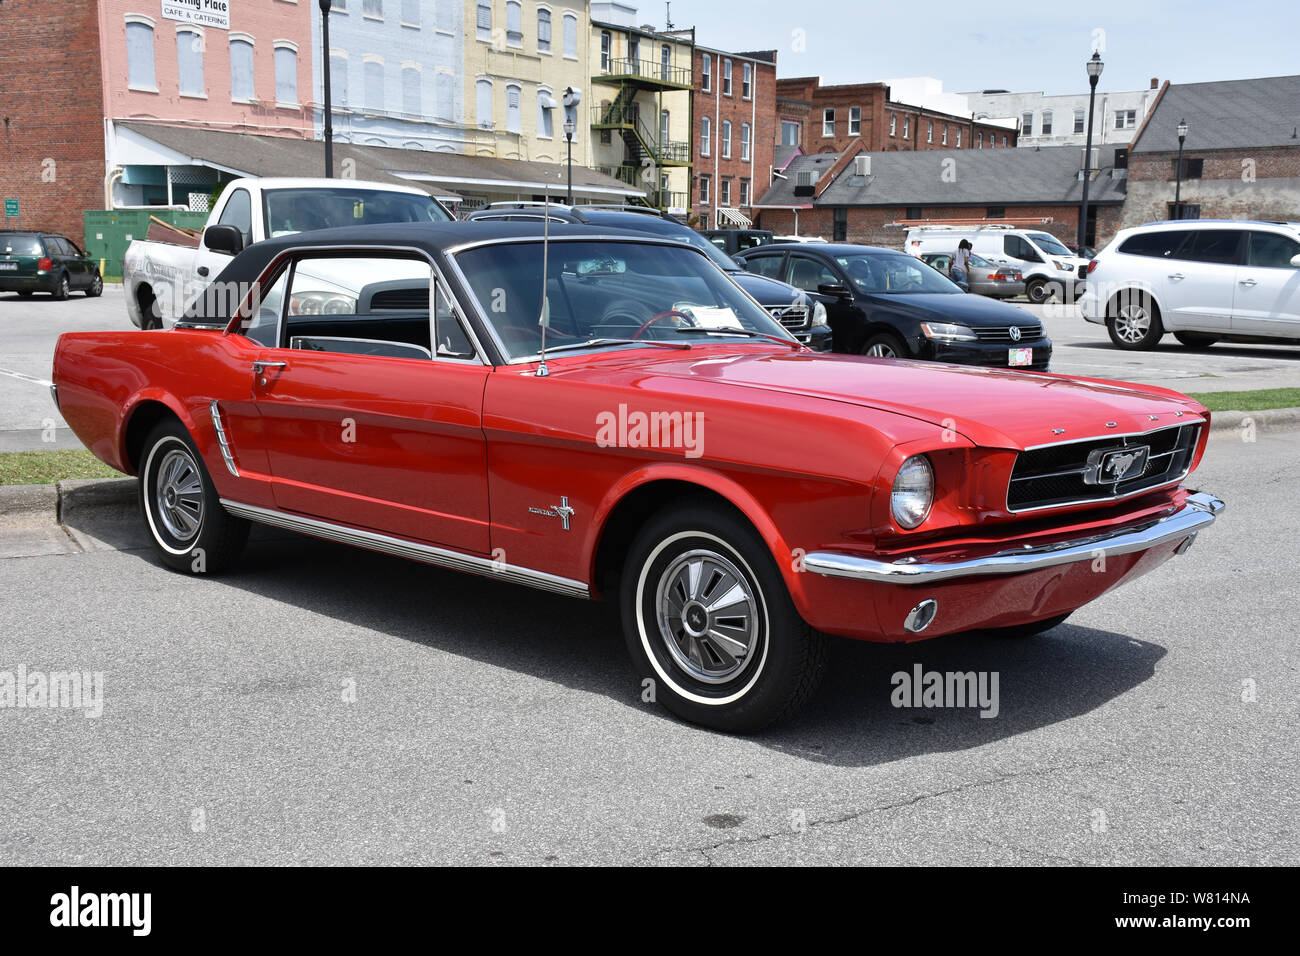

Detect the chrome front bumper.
xmin=803 ymin=492 xmax=1224 ymax=585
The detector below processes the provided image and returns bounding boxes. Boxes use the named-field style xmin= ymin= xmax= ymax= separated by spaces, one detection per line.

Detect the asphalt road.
xmin=0 ymin=428 xmax=1295 ymax=865
xmin=2 ymin=288 xmax=1298 ymax=453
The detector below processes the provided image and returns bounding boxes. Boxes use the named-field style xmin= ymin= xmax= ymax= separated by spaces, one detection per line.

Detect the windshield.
xmin=454 ymin=239 xmax=792 ymax=361
xmin=1028 ymin=232 xmax=1072 ymax=257
xmin=836 ymin=253 xmax=963 ymax=294
xmin=0 ymin=234 xmax=42 ymax=256
xmin=263 ymin=187 xmax=451 ymax=237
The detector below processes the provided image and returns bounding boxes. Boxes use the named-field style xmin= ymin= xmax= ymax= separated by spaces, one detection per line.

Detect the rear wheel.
xmin=1106 ymin=290 xmax=1164 ymax=350
xmin=138 ymin=419 xmax=248 ymax=574
xmin=18 ymin=290 xmax=33 ymax=298
xmin=1026 ymin=278 xmax=1061 ymax=304
xmin=1174 ymin=331 xmax=1218 ymax=349
xmin=859 ymin=331 xmax=909 ymax=359
xmin=138 ymin=285 xmax=162 ymax=329
xmin=51 ymin=274 xmax=69 ymax=300
xmin=86 ymin=273 xmax=103 ymax=297
xmin=620 ymin=502 xmax=827 ymax=732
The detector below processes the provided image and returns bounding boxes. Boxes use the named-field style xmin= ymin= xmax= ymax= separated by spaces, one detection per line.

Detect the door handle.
xmin=197 ymin=266 xmax=209 ymax=277
xmin=1168 ymin=273 xmax=1185 ymax=281
xmin=252 ymin=360 xmax=286 ymax=386
xmin=1239 ymin=278 xmax=1258 ymax=287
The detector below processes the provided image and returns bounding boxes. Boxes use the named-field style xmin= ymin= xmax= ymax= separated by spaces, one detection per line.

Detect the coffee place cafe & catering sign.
xmin=161 ymin=0 xmax=231 ymax=30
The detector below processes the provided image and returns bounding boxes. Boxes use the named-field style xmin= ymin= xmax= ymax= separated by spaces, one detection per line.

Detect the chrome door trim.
xmin=219 ymin=498 xmax=590 ymax=599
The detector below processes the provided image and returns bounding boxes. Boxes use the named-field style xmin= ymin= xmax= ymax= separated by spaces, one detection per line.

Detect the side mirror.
xmin=203 ymin=224 xmax=244 ymax=256
xmin=1291 ymin=253 xmax=1300 ymax=268
xmin=818 ymin=282 xmax=851 ymax=298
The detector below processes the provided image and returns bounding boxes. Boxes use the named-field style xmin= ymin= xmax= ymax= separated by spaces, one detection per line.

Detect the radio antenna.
xmin=535 ymin=181 xmax=551 ymax=377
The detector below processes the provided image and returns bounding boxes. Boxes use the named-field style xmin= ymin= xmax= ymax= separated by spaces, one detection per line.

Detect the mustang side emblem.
xmin=1008 ymin=326 xmax=1021 ymax=342
xmin=1084 ymin=445 xmax=1151 ymax=485
xmin=529 ymin=496 xmax=575 ymax=531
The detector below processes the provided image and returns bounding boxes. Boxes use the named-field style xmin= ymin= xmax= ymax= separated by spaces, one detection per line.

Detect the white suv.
xmin=1080 ymin=220 xmax=1300 ymax=350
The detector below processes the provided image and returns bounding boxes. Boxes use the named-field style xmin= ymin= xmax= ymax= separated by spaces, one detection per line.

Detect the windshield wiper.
xmin=672 ymin=327 xmax=804 ymax=350
xmin=537 ymin=337 xmax=694 ymax=354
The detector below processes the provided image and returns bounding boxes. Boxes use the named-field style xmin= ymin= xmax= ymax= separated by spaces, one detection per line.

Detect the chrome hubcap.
xmin=655 ymin=549 xmax=758 ymax=684
xmin=155 ymin=447 xmax=204 ymax=541
xmin=1114 ymin=305 xmax=1149 ymax=343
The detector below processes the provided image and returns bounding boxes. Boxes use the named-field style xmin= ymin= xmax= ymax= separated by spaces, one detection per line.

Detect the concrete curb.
xmin=0 ymin=478 xmax=135 ymax=521
xmin=1208 ymin=406 xmax=1300 ymax=434
xmin=0 ymin=483 xmax=59 ymax=517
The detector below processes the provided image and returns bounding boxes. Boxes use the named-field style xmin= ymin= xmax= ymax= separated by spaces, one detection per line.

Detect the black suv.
xmin=736 ymin=243 xmax=1051 ymax=370
xmin=0 ymin=231 xmax=103 ymax=299
xmin=464 ymin=204 xmax=831 ymax=350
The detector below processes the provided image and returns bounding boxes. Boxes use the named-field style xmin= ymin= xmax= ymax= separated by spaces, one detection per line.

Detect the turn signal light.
xmin=1087 ymin=259 xmax=1099 ymax=274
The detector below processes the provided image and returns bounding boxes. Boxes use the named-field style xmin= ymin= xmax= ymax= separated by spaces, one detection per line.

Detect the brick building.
xmin=776 ymin=76 xmax=1016 ymax=156
xmin=753 ymin=144 xmax=1127 ymax=249
xmin=686 ymin=46 xmax=777 ymax=229
xmin=1122 ymin=74 xmax=1300 ymax=227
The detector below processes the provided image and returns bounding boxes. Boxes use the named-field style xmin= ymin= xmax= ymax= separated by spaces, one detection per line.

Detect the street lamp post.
xmin=318 ymin=0 xmax=333 ymax=177
xmin=1078 ymin=51 xmax=1104 ymax=252
xmin=1174 ymin=119 xmax=1189 ymax=219
xmin=563 ymin=120 xmax=575 ymax=204
xmin=562 ymin=87 xmax=582 ymax=205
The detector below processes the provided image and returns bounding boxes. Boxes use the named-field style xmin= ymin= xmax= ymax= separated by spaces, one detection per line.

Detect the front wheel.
xmin=620 ymin=503 xmax=827 ymax=732
xmin=86 ymin=274 xmax=103 ymax=297
xmin=1026 ymin=278 xmax=1061 ymax=304
xmin=139 ymin=420 xmax=249 ymax=574
xmin=859 ymin=331 xmax=909 ymax=359
xmin=1106 ymin=290 xmax=1164 ymax=350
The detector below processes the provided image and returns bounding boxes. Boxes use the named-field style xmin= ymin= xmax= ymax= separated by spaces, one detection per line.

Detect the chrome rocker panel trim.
xmin=803 ymin=492 xmax=1224 ymax=585
xmin=219 ymin=499 xmax=591 ymax=600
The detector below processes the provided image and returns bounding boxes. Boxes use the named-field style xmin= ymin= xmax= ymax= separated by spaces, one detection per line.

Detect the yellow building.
xmin=588 ymin=2 xmax=693 ymax=213
xmin=463 ymin=0 xmax=593 ymax=167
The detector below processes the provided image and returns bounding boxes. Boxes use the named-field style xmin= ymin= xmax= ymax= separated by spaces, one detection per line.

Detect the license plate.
xmin=1008 ymin=348 xmax=1033 ymax=367
xmin=0 ymin=262 xmax=17 ymax=271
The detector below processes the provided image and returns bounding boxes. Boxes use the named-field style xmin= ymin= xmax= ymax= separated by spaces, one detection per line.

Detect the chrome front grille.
xmin=973 ymin=325 xmax=1044 ymax=343
xmin=1007 ymin=423 xmax=1201 ymax=512
xmin=766 ymin=304 xmax=810 ymax=331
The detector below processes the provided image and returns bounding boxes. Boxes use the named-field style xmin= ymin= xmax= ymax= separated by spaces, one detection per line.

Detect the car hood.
xmin=729 ymin=270 xmax=805 ymax=306
xmin=862 ymin=292 xmax=1038 ymax=327
xmin=569 ymin=348 xmax=1205 ymax=450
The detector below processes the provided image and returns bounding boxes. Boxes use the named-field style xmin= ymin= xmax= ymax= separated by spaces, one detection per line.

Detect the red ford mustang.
xmin=51 ymin=222 xmax=1223 ymax=731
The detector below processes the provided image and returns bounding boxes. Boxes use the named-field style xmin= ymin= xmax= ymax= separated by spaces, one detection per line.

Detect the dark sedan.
xmin=736 ymin=243 xmax=1051 ymax=370
xmin=0 ymin=230 xmax=103 ymax=299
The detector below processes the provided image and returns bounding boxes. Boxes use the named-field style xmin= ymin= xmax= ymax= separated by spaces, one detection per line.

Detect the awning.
xmin=715 ymin=207 xmax=754 ymax=228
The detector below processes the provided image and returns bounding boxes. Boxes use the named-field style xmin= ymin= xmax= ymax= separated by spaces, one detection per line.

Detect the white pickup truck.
xmin=123 ymin=177 xmax=452 ymax=328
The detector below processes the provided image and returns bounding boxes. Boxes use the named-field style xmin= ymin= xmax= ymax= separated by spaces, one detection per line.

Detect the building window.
xmin=1002 ymin=135 xmax=1008 ymax=146
xmin=506 ymin=83 xmax=521 ymax=133
xmin=538 ymin=89 xmax=554 ymax=137
xmin=1173 ymin=157 xmax=1204 ymax=179
xmin=537 ymin=9 xmax=551 ymax=53
xmin=955 ymin=128 xmax=961 ymax=148
xmin=562 ymin=13 xmax=576 ymax=57
xmin=701 ymin=53 xmax=711 ymax=91
xmin=600 ymin=31 xmax=610 ymax=70
xmin=926 ymin=121 xmax=933 ymax=143
xmin=823 ymin=108 xmax=834 ymax=137
xmin=435 ymin=72 xmax=453 ymax=120
xmin=780 ymin=121 xmax=799 ymax=146
xmin=742 ymin=62 xmax=752 ymax=99
xmin=1115 ymin=109 xmax=1137 ymax=130
xmin=722 ymin=58 xmax=732 ymax=96
xmin=330 ymin=54 xmax=348 ymax=110
xmin=833 ymin=207 xmax=847 ymax=241
xmin=660 ymin=109 xmax=670 ymax=145
xmin=986 ymin=206 xmax=1005 ymax=218
xmin=275 ymin=44 xmax=298 ymax=104
xmin=401 ymin=65 xmax=420 ymax=117
xmin=720 ymin=178 xmax=731 ymax=205
xmin=905 ymin=206 xmax=922 ymax=219
xmin=849 ymin=106 xmax=860 ymax=136
xmin=741 ymin=122 xmax=751 ymax=161
xmin=229 ymin=37 xmax=254 ymax=101
xmin=505 ymin=2 xmax=521 ymax=48
xmin=1021 ymin=111 xmax=1033 ymax=136
xmin=721 ymin=120 xmax=731 ymax=158
xmin=176 ymin=29 xmax=204 ymax=96
xmin=699 ymin=213 xmax=708 ymax=229
xmin=701 ymin=116 xmax=710 ymax=156
xmin=476 ymin=1 xmax=491 ymax=41
xmin=1167 ymin=202 xmax=1201 ymax=220
xmin=363 ymin=0 xmax=382 ymax=18
xmin=699 ymin=175 xmax=710 ymax=203
xmin=1074 ymin=108 xmax=1086 ymax=133
xmin=362 ymin=57 xmax=382 ymax=113
xmin=476 ymin=78 xmax=492 ymax=128
xmin=400 ymin=0 xmax=419 ymax=25
xmin=125 ymin=18 xmax=156 ymax=90
xmin=977 ymin=131 xmax=983 ymax=148
xmin=740 ymin=178 xmax=750 ymax=206
xmin=1041 ymin=109 xmax=1053 ymax=135
xmin=941 ymin=125 xmax=947 ymax=145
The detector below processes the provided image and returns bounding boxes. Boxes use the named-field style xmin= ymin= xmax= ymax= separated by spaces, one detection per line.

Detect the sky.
xmin=658 ymin=0 xmax=1298 ymax=95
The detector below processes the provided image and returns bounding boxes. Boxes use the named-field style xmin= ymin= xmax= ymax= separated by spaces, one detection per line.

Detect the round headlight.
xmin=891 ymin=455 xmax=934 ymax=530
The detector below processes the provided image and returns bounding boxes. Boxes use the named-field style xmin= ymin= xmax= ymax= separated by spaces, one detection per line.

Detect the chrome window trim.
xmin=219 ymin=498 xmax=590 ymax=599
xmin=289 ymin=335 xmax=434 ymax=360
xmin=225 ymin=243 xmax=490 ymax=367
xmin=441 ymin=234 xmax=797 ymax=366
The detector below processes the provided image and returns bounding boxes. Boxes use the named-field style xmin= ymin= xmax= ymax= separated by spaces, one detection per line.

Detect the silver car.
xmin=921 ymin=252 xmax=1025 ymax=299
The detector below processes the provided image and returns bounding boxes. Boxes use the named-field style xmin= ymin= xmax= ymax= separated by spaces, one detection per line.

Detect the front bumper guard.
xmin=803 ymin=492 xmax=1224 ymax=585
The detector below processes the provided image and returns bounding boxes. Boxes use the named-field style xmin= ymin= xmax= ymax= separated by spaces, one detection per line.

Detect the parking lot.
xmin=1 ymin=285 xmax=1297 ymax=865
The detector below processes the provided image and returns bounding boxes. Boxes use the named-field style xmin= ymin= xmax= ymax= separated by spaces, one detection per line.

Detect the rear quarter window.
xmin=742 ymin=254 xmax=785 ymax=279
xmin=1117 ymin=230 xmax=1195 ymax=259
